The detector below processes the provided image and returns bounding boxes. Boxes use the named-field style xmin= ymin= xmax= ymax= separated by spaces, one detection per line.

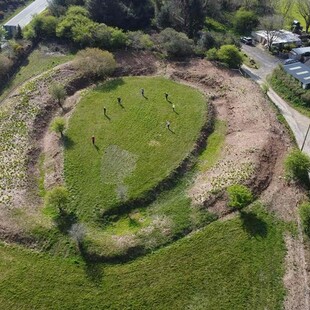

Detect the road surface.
xmin=241 ymin=44 xmax=310 ymax=154
xmin=4 ymin=0 xmax=49 ymax=29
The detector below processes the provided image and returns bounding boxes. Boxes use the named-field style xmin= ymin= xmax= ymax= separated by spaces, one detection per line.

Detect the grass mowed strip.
xmin=65 ymin=77 xmax=207 ymax=219
xmin=0 ymin=205 xmax=286 ymax=309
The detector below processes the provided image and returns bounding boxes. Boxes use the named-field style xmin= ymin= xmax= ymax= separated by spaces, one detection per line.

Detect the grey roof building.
xmin=3 ymin=0 xmax=49 ymax=36
xmin=283 ymin=62 xmax=310 ymax=89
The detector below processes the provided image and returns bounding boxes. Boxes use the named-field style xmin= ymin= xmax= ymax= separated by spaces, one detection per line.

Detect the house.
xmin=252 ymin=30 xmax=302 ymax=48
xmin=283 ymin=62 xmax=310 ymax=89
xmin=289 ymin=47 xmax=310 ymax=62
xmin=3 ymin=0 xmax=49 ymax=37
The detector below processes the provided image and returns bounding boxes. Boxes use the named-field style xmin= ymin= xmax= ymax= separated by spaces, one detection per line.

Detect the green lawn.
xmin=0 ymin=204 xmax=287 ymax=309
xmin=64 ymin=77 xmax=207 ymax=219
xmin=0 ymin=45 xmax=74 ymax=100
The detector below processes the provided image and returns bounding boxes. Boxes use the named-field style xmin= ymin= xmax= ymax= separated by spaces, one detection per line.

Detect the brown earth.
xmin=0 ymin=50 xmax=309 ymax=307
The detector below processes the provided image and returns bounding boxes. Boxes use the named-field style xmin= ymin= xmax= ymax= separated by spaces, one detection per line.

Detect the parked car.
xmin=240 ymin=37 xmax=253 ymax=45
xmin=283 ymin=58 xmax=299 ymax=65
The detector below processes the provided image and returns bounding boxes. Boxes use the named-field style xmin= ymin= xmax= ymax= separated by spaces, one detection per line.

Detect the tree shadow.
xmin=62 ymin=135 xmax=75 ymax=149
xmin=96 ymin=78 xmax=125 ymax=92
xmin=79 ymin=244 xmax=104 ymax=286
xmin=240 ymin=211 xmax=268 ymax=238
xmin=54 ymin=211 xmax=78 ymax=234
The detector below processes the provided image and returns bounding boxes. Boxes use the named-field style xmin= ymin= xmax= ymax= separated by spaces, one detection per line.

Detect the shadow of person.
xmin=240 ymin=211 xmax=268 ymax=238
xmin=173 ymin=109 xmax=179 ymax=115
xmin=142 ymin=95 xmax=149 ymax=100
xmin=168 ymin=127 xmax=175 ymax=134
xmin=93 ymin=144 xmax=99 ymax=152
xmin=104 ymin=113 xmax=111 ymax=120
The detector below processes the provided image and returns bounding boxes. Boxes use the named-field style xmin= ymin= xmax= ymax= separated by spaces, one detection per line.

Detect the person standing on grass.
xmin=165 ymin=93 xmax=169 ymax=100
xmin=166 ymin=120 xmax=171 ymax=130
xmin=92 ymin=136 xmax=95 ymax=144
xmin=103 ymin=107 xmax=107 ymax=115
xmin=117 ymin=97 xmax=122 ymax=104
xmin=141 ymin=88 xmax=144 ymax=96
xmin=172 ymin=104 xmax=175 ymax=112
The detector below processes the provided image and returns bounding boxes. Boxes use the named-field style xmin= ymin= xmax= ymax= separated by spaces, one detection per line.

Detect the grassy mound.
xmin=64 ymin=77 xmax=206 ymax=219
xmin=0 ymin=205 xmax=287 ymax=309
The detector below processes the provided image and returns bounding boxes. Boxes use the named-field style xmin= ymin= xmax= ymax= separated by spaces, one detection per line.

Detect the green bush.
xmin=158 ymin=28 xmax=194 ymax=58
xmin=206 ymin=47 xmax=218 ymax=60
xmin=227 ymin=184 xmax=253 ymax=210
xmin=299 ymin=202 xmax=310 ymax=236
xmin=73 ymin=48 xmax=116 ymax=78
xmin=285 ymin=149 xmax=310 ymax=185
xmin=50 ymin=117 xmax=66 ymax=137
xmin=217 ymin=44 xmax=243 ymax=68
xmin=45 ymin=186 xmax=69 ymax=214
xmin=205 ymin=18 xmax=227 ymax=33
xmin=233 ymin=9 xmax=258 ymax=34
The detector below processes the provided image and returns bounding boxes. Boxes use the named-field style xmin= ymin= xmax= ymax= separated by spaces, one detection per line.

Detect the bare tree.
xmin=297 ymin=0 xmax=310 ymax=33
xmin=69 ymin=223 xmax=86 ymax=249
xmin=259 ymin=15 xmax=284 ymax=50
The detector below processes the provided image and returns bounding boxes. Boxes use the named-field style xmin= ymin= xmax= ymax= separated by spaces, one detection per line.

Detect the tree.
xmin=259 ymin=15 xmax=284 ymax=50
xmin=285 ymin=149 xmax=310 ymax=185
xmin=296 ymin=0 xmax=310 ymax=33
xmin=233 ymin=9 xmax=259 ymax=34
xmin=50 ymin=117 xmax=66 ymax=137
xmin=158 ymin=28 xmax=194 ymax=58
xmin=227 ymin=184 xmax=253 ymax=210
xmin=86 ymin=0 xmax=154 ymax=30
xmin=217 ymin=44 xmax=243 ymax=68
xmin=0 ymin=54 xmax=13 ymax=80
xmin=45 ymin=186 xmax=69 ymax=214
xmin=69 ymin=223 xmax=86 ymax=249
xmin=156 ymin=0 xmax=206 ymax=37
xmin=73 ymin=48 xmax=116 ymax=78
xmin=50 ymin=83 xmax=66 ymax=107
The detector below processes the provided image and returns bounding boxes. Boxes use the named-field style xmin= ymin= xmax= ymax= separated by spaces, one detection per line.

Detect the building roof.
xmin=4 ymin=0 xmax=49 ymax=29
xmin=291 ymin=47 xmax=310 ymax=55
xmin=255 ymin=30 xmax=302 ymax=45
xmin=284 ymin=62 xmax=310 ymax=85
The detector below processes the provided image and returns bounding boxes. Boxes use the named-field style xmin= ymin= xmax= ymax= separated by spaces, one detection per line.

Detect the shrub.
xmin=73 ymin=48 xmax=116 ymax=78
xmin=206 ymin=47 xmax=218 ymax=60
xmin=50 ymin=117 xmax=66 ymax=137
xmin=45 ymin=186 xmax=69 ymax=214
xmin=233 ymin=9 xmax=259 ymax=34
xmin=157 ymin=28 xmax=194 ymax=58
xmin=227 ymin=184 xmax=253 ymax=210
xmin=127 ymin=31 xmax=153 ymax=50
xmin=299 ymin=202 xmax=310 ymax=236
xmin=50 ymin=83 xmax=66 ymax=107
xmin=205 ymin=18 xmax=227 ymax=33
xmin=285 ymin=149 xmax=310 ymax=185
xmin=217 ymin=44 xmax=243 ymax=68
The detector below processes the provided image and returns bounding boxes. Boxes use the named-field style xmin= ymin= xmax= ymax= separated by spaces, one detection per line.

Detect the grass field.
xmin=0 ymin=204 xmax=287 ymax=310
xmin=64 ymin=77 xmax=207 ymax=219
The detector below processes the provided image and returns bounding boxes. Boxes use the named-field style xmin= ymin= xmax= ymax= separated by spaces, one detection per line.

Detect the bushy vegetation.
xmin=284 ymin=148 xmax=310 ymax=185
xmin=50 ymin=117 xmax=66 ymax=137
xmin=73 ymin=48 xmax=116 ymax=78
xmin=299 ymin=202 xmax=310 ymax=236
xmin=227 ymin=184 xmax=253 ymax=210
xmin=45 ymin=186 xmax=69 ymax=214
xmin=206 ymin=44 xmax=243 ymax=68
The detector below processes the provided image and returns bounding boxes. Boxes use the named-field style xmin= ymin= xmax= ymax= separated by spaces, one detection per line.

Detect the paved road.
xmin=241 ymin=44 xmax=310 ymax=154
xmin=4 ymin=0 xmax=49 ymax=28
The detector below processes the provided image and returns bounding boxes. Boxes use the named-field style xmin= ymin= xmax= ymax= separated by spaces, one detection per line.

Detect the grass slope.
xmin=0 ymin=205 xmax=286 ymax=309
xmin=64 ymin=77 xmax=206 ymax=219
xmin=0 ymin=45 xmax=74 ymax=100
